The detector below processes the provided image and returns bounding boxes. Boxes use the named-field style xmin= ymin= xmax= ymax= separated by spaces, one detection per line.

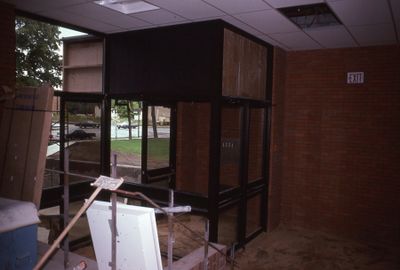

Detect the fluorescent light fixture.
xmin=94 ymin=0 xmax=160 ymax=14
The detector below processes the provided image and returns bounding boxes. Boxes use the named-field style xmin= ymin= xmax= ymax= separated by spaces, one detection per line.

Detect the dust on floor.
xmin=233 ymin=227 xmax=400 ymax=270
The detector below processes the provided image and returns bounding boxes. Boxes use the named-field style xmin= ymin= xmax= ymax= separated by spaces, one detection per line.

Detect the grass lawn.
xmin=111 ymin=138 xmax=169 ymax=161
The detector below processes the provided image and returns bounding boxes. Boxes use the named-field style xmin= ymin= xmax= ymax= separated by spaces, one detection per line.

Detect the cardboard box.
xmin=0 ymin=85 xmax=53 ymax=207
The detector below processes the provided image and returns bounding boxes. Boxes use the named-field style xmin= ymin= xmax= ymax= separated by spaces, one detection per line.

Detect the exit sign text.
xmin=347 ymin=72 xmax=364 ymax=84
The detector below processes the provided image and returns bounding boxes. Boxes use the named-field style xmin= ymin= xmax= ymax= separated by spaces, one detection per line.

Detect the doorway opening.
xmin=110 ymin=100 xmax=175 ymax=189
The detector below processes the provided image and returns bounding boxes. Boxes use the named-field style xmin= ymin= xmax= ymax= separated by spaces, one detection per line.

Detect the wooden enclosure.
xmin=222 ymin=29 xmax=267 ymax=100
xmin=63 ymin=37 xmax=103 ymax=93
xmin=44 ymin=20 xmax=273 ymax=249
xmin=105 ymin=20 xmax=273 ymax=247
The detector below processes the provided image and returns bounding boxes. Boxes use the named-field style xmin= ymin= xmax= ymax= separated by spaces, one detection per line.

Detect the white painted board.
xmin=86 ymin=200 xmax=163 ymax=270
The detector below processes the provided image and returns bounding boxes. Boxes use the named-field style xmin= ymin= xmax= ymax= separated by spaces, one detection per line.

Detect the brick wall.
xmin=0 ymin=2 xmax=15 ymax=119
xmin=272 ymin=45 xmax=400 ymax=246
xmin=175 ymin=102 xmax=210 ymax=196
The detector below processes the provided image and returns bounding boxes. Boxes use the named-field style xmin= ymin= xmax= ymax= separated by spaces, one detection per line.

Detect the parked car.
xmin=75 ymin=120 xmax=100 ymax=128
xmin=117 ymin=123 xmax=138 ymax=129
xmin=66 ymin=129 xmax=95 ymax=140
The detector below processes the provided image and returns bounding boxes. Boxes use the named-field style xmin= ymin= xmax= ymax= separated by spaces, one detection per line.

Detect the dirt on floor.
xmin=73 ymin=219 xmax=399 ymax=270
xmin=232 ymin=227 xmax=400 ymax=270
xmin=42 ymin=201 xmax=399 ymax=270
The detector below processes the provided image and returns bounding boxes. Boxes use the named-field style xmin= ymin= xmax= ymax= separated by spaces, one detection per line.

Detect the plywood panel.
xmin=63 ymin=67 xmax=102 ymax=93
xmin=63 ymin=39 xmax=103 ymax=93
xmin=64 ymin=41 xmax=103 ymax=67
xmin=0 ymin=86 xmax=53 ymax=207
xmin=222 ymin=29 xmax=267 ymax=100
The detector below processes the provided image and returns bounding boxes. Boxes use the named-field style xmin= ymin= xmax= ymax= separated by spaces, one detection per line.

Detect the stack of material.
xmin=0 ymin=197 xmax=40 ymax=270
xmin=0 ymin=85 xmax=53 ymax=207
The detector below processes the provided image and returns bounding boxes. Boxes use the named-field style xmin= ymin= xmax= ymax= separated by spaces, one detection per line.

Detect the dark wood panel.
xmin=222 ymin=29 xmax=267 ymax=100
xmin=107 ymin=21 xmax=223 ymax=100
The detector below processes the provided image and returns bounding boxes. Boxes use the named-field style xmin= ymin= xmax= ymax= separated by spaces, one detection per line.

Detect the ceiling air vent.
xmin=278 ymin=3 xmax=342 ymax=29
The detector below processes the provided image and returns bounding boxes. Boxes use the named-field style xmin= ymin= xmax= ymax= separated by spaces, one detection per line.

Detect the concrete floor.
xmin=38 ymin=223 xmax=400 ymax=270
xmin=232 ymin=227 xmax=400 ymax=270
xmin=37 ymin=202 xmax=399 ymax=270
xmin=38 ymin=242 xmax=97 ymax=270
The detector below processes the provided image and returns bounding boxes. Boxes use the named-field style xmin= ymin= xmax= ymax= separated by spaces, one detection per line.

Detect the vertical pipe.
xmin=169 ymin=104 xmax=177 ymax=190
xmin=203 ymin=219 xmax=209 ymax=270
xmin=101 ymin=97 xmax=111 ymax=177
xmin=239 ymin=104 xmax=250 ymax=244
xmin=142 ymin=103 xmax=148 ymax=183
xmin=59 ymin=98 xmax=65 ymax=233
xmin=263 ymin=46 xmax=274 ymax=230
xmin=230 ymin=244 xmax=236 ymax=270
xmin=63 ymin=148 xmax=70 ymax=269
xmin=111 ymin=154 xmax=117 ymax=270
xmin=111 ymin=153 xmax=117 ymax=178
xmin=167 ymin=189 xmax=174 ymax=270
xmin=127 ymin=103 xmax=132 ymax=140
xmin=208 ymin=100 xmax=221 ymax=242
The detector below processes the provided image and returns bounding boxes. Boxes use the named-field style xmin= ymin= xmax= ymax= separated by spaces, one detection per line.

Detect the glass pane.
xmin=175 ymin=102 xmax=210 ymax=196
xmin=147 ymin=106 xmax=170 ymax=170
xmin=246 ymin=194 xmax=262 ymax=236
xmin=218 ymin=205 xmax=239 ymax=246
xmin=248 ymin=108 xmax=264 ymax=183
xmin=220 ymin=106 xmax=241 ymax=191
xmin=65 ymin=101 xmax=101 ymax=181
xmin=110 ymin=100 xmax=142 ymax=184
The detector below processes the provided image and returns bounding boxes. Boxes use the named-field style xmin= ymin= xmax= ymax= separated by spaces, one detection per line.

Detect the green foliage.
xmin=111 ymin=139 xmax=142 ymax=155
xmin=15 ymin=17 xmax=62 ymax=88
xmin=147 ymin=138 xmax=169 ymax=160
xmin=112 ymin=100 xmax=141 ymax=119
xmin=111 ymin=138 xmax=170 ymax=161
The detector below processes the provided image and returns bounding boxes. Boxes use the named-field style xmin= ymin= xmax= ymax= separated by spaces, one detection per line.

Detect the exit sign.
xmin=347 ymin=72 xmax=364 ymax=84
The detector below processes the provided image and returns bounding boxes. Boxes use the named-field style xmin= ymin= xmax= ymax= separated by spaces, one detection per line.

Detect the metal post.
xmin=167 ymin=189 xmax=174 ymax=270
xmin=203 ymin=219 xmax=209 ymax=270
xmin=230 ymin=244 xmax=236 ymax=270
xmin=63 ymin=149 xmax=70 ymax=269
xmin=111 ymin=153 xmax=117 ymax=178
xmin=111 ymin=153 xmax=117 ymax=270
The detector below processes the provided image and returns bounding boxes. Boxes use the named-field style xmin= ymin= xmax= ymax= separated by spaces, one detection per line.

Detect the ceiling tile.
xmin=270 ymin=31 xmax=322 ymax=50
xmin=256 ymin=34 xmax=289 ymax=48
xmin=221 ymin=16 xmax=264 ymax=37
xmin=348 ymin=24 xmax=397 ymax=46
xmin=264 ymin=0 xmax=324 ymax=9
xmin=132 ymin=9 xmax=187 ymax=25
xmin=6 ymin=0 xmax=91 ymax=13
xmin=146 ymin=0 xmax=225 ymax=20
xmin=203 ymin=0 xmax=271 ymax=14
xmin=305 ymin=25 xmax=357 ymax=48
xmin=39 ymin=9 xmax=121 ymax=33
xmin=235 ymin=9 xmax=299 ymax=34
xmin=328 ymin=0 xmax=392 ymax=26
xmin=64 ymin=3 xmax=150 ymax=29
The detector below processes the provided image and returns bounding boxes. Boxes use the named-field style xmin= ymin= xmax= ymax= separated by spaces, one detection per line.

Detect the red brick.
xmin=269 ymin=45 xmax=400 ymax=247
